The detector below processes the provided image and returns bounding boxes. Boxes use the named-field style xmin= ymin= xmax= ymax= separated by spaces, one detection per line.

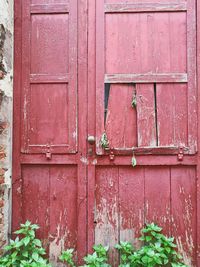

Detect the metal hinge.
xmin=109 ymin=147 xmax=115 ymax=161
xmin=46 ymin=145 xmax=52 ymax=160
xmin=177 ymin=146 xmax=184 ymax=161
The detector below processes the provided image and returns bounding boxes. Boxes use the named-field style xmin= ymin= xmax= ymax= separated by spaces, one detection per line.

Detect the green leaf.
xmin=32 ymin=252 xmax=39 ymax=262
xmin=33 ymin=239 xmax=42 ymax=247
xmin=23 ymin=236 xmax=30 ymax=246
xmin=131 ymin=156 xmax=137 ymax=168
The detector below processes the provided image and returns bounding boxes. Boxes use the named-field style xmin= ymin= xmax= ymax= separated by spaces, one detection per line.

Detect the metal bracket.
xmin=109 ymin=147 xmax=115 ymax=161
xmin=178 ymin=146 xmax=184 ymax=161
xmin=46 ymin=145 xmax=52 ymax=160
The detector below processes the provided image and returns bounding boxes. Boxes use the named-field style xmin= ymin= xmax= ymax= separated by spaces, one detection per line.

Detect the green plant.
xmin=0 ymin=221 xmax=51 ymax=267
xmin=0 ymin=222 xmax=189 ymax=267
xmin=100 ymin=132 xmax=109 ymax=149
xmin=115 ymin=223 xmax=188 ymax=267
xmin=115 ymin=241 xmax=134 ymax=266
xmin=82 ymin=244 xmax=111 ymax=267
xmin=131 ymin=91 xmax=137 ymax=108
xmin=131 ymin=155 xmax=137 ymax=168
xmin=59 ymin=249 xmax=75 ymax=267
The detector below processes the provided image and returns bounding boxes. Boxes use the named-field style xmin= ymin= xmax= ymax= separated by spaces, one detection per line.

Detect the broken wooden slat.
xmin=105 ymin=84 xmax=137 ymax=148
xmin=30 ymin=4 xmax=69 ymax=14
xmin=105 ymin=2 xmax=187 ymax=13
xmin=105 ymin=73 xmax=187 ymax=84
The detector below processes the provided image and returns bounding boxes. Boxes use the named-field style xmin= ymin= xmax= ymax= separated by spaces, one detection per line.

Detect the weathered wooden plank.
xmin=103 ymin=146 xmax=190 ymax=155
xmin=156 ymin=84 xmax=188 ymax=147
xmin=105 ymin=3 xmax=187 ymax=13
xmin=95 ymin=155 xmax=197 ymax=167
xmin=19 ymin=153 xmax=198 ymax=166
xmin=119 ymin=167 xmax=144 ymax=248
xmin=145 ymin=167 xmax=171 ymax=233
xmin=171 ymin=167 xmax=197 ymax=267
xmin=30 ymin=74 xmax=69 ymax=84
xmin=12 ymin=0 xmax=23 ymax=232
xmin=105 ymin=73 xmax=187 ymax=83
xmin=197 ymin=0 xmax=200 ymax=264
xmin=136 ymin=84 xmax=157 ymax=147
xmin=96 ymin=0 xmax=105 ymax=155
xmin=95 ymin=167 xmax=119 ymax=266
xmin=105 ymin=84 xmax=137 ymax=148
xmin=87 ymin=0 xmax=96 ymax=253
xmin=49 ymin=166 xmax=77 ymax=263
xmin=187 ymin=0 xmax=197 ymax=154
xmin=30 ymin=4 xmax=69 ymax=14
xmin=77 ymin=0 xmax=87 ymax=263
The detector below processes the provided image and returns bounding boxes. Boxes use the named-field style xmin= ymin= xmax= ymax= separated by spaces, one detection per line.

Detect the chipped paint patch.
xmin=176 ymin=236 xmax=193 ymax=267
xmin=49 ymin=224 xmax=69 ymax=267
xmin=92 ymin=159 xmax=98 ymax=165
xmin=94 ymin=198 xmax=119 ymax=265
xmin=80 ymin=157 xmax=88 ymax=165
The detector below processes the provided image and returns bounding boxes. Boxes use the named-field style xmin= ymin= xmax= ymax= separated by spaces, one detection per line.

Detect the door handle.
xmin=87 ymin=135 xmax=96 ymax=145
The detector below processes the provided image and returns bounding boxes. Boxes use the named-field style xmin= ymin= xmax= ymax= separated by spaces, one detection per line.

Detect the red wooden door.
xmin=13 ymin=0 xmax=200 ymax=266
xmin=13 ymin=0 xmax=88 ymax=264
xmin=88 ymin=0 xmax=199 ymax=266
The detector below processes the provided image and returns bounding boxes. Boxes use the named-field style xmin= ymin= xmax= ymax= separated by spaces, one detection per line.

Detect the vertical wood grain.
xmin=145 ymin=167 xmax=171 ymax=234
xmin=136 ymin=84 xmax=157 ymax=147
xmin=171 ymin=167 xmax=197 ymax=267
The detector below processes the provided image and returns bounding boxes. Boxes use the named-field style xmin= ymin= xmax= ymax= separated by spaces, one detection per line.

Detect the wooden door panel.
xmin=31 ymin=13 xmax=69 ymax=74
xmin=22 ymin=165 xmax=78 ymax=264
xmin=96 ymin=0 xmax=197 ymax=155
xmin=21 ymin=0 xmax=77 ymax=154
xmin=94 ymin=166 xmax=197 ymax=266
xmin=105 ymin=12 xmax=186 ymax=74
xmin=22 ymin=165 xmax=50 ymax=243
xmin=29 ymin=84 xmax=69 ymax=146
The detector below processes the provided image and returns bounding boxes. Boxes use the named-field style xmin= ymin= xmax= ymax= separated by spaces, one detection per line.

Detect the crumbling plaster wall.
xmin=0 ymin=0 xmax=13 ymax=252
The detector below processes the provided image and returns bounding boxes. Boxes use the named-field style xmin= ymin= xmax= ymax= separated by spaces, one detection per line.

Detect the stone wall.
xmin=0 ymin=0 xmax=13 ymax=253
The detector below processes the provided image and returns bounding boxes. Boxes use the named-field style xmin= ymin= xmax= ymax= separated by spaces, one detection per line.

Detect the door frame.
xmin=12 ymin=0 xmax=200 ymax=265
